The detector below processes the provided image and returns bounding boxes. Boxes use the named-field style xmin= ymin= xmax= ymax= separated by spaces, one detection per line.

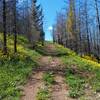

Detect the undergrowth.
xmin=36 ymin=88 xmax=50 ymax=100
xmin=61 ymin=49 xmax=100 ymax=98
xmin=0 ymin=34 xmax=100 ymax=99
xmin=0 ymin=34 xmax=41 ymax=100
xmin=65 ymin=70 xmax=85 ymax=98
xmin=43 ymin=72 xmax=54 ymax=86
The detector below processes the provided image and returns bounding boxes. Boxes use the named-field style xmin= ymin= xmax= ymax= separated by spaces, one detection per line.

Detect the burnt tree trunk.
xmin=3 ymin=0 xmax=7 ymax=55
xmin=14 ymin=0 xmax=17 ymax=53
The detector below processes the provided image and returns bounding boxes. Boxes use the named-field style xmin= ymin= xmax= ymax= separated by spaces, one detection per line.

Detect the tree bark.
xmin=3 ymin=0 xmax=7 ymax=55
xmin=14 ymin=0 xmax=17 ymax=53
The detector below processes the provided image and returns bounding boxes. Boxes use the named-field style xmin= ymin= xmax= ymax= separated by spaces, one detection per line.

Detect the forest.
xmin=0 ymin=0 xmax=45 ymax=54
xmin=53 ymin=0 xmax=100 ymax=62
xmin=0 ymin=0 xmax=100 ymax=100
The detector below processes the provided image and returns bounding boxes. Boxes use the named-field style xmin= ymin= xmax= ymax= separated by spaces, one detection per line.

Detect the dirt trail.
xmin=21 ymin=72 xmax=43 ymax=100
xmin=21 ymin=44 xmax=100 ymax=100
xmin=21 ymin=55 xmax=68 ymax=100
xmin=39 ymin=56 xmax=68 ymax=100
xmin=51 ymin=74 xmax=67 ymax=100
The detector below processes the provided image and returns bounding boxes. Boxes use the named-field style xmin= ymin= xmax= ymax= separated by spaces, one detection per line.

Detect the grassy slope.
xmin=36 ymin=43 xmax=100 ymax=98
xmin=0 ymin=34 xmax=41 ymax=100
xmin=0 ymin=35 xmax=100 ymax=99
xmin=54 ymin=44 xmax=100 ymax=98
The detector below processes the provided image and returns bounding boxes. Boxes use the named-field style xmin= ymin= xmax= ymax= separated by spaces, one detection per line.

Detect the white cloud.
xmin=48 ymin=26 xmax=53 ymax=31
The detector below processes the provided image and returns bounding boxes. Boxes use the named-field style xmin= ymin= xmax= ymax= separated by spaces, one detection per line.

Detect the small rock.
xmin=94 ymin=91 xmax=97 ymax=95
xmin=89 ymin=86 xmax=92 ymax=89
xmin=97 ymin=93 xmax=100 ymax=97
xmin=85 ymin=84 xmax=89 ymax=88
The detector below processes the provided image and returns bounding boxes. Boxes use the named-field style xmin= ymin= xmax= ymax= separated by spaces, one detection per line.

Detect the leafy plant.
xmin=65 ymin=75 xmax=85 ymax=98
xmin=43 ymin=72 xmax=54 ymax=86
xmin=0 ymin=34 xmax=41 ymax=99
xmin=36 ymin=88 xmax=50 ymax=100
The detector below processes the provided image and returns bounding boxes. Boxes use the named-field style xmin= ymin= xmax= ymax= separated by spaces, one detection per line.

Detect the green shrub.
xmin=0 ymin=34 xmax=41 ymax=99
xmin=36 ymin=88 xmax=50 ymax=100
xmin=65 ymin=75 xmax=85 ymax=98
xmin=43 ymin=72 xmax=54 ymax=86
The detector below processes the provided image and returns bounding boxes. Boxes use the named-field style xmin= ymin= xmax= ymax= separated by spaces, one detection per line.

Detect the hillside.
xmin=0 ymin=34 xmax=41 ymax=100
xmin=0 ymin=35 xmax=100 ymax=100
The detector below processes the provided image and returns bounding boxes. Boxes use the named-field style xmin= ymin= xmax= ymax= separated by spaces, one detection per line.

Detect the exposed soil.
xmin=21 ymin=55 xmax=68 ymax=100
xmin=51 ymin=74 xmax=68 ymax=100
xmin=21 ymin=72 xmax=44 ymax=100
xmin=21 ymin=44 xmax=100 ymax=100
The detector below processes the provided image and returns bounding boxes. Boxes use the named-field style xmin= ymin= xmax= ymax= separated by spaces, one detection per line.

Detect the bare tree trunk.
xmin=78 ymin=0 xmax=82 ymax=56
xmin=95 ymin=0 xmax=100 ymax=34
xmin=14 ymin=0 xmax=17 ymax=53
xmin=94 ymin=0 xmax=100 ymax=62
xmin=3 ymin=0 xmax=7 ymax=55
xmin=84 ymin=0 xmax=91 ymax=55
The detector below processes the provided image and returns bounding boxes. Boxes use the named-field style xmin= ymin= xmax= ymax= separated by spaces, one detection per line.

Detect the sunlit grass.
xmin=36 ymin=88 xmax=50 ymax=100
xmin=0 ymin=34 xmax=41 ymax=99
xmin=0 ymin=34 xmax=100 ymax=99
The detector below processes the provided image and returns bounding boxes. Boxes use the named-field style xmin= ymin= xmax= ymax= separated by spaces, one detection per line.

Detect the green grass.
xmin=54 ymin=43 xmax=76 ymax=56
xmin=36 ymin=72 xmax=54 ymax=100
xmin=36 ymin=42 xmax=100 ymax=98
xmin=36 ymin=88 xmax=50 ymax=100
xmin=43 ymin=72 xmax=55 ymax=86
xmin=47 ymin=43 xmax=100 ymax=98
xmin=0 ymin=56 xmax=33 ymax=100
xmin=0 ymin=34 xmax=41 ymax=100
xmin=35 ymin=43 xmax=72 ymax=56
xmin=40 ymin=72 xmax=54 ymax=100
xmin=0 ymin=34 xmax=100 ymax=99
xmin=65 ymin=73 xmax=85 ymax=98
xmin=59 ymin=46 xmax=100 ymax=98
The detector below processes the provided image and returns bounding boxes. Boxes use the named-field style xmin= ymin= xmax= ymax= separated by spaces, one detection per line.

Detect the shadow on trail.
xmin=33 ymin=67 xmax=66 ymax=76
xmin=35 ymin=44 xmax=68 ymax=57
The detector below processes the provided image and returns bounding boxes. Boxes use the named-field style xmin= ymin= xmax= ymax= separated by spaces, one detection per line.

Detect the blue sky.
xmin=38 ymin=0 xmax=65 ymax=41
